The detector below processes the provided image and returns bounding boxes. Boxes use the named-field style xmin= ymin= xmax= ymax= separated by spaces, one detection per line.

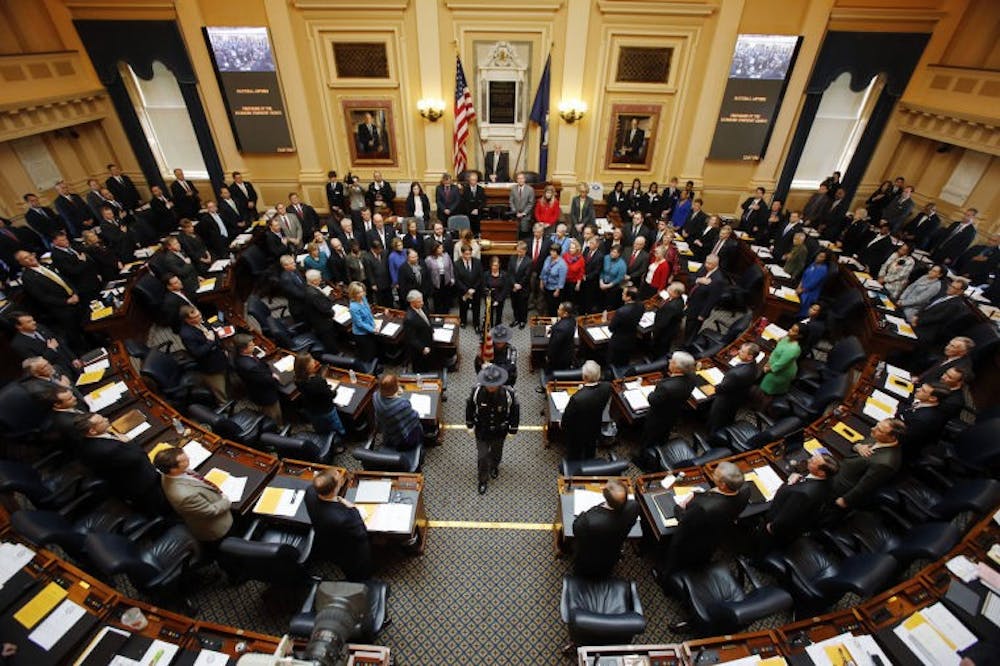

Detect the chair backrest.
xmin=830 ymin=289 xmax=863 ymax=317
xmin=953 ymin=418 xmax=1000 ymax=469
xmin=245 ymin=295 xmax=271 ymax=328
xmin=0 ymin=382 xmax=50 ymax=437
xmin=826 ymin=336 xmax=865 ymax=373
xmin=187 ymin=403 xmax=224 ymax=430
xmin=739 ymin=263 xmax=764 ymax=295
xmin=627 ymin=358 xmax=668 ymax=376
xmin=723 ymin=312 xmax=753 ymax=344
xmin=218 ymin=537 xmax=307 ymax=585
xmin=239 ymin=245 xmax=269 ymax=276
xmin=141 ymin=349 xmax=183 ymax=389
xmin=551 ymin=369 xmax=584 ymax=383
xmin=809 ymin=373 xmax=851 ymax=414
xmin=447 ymin=215 xmax=470 ymax=233
xmin=132 ymin=273 xmax=165 ymax=312
xmin=260 ymin=432 xmax=323 ymax=461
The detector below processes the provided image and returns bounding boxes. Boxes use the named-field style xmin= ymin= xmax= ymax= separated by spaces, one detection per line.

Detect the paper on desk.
xmin=254 ymin=487 xmax=304 ymax=517
xmin=0 ymin=542 xmax=35 ymax=586
xmin=15 ymin=581 xmax=67 ymax=628
xmin=832 ymin=421 xmax=865 ymax=443
xmin=334 ymin=386 xmax=355 ymax=408
xmin=121 ymin=421 xmax=152 ymax=441
xmin=355 ymin=479 xmax=393 ymax=503
xmin=28 ymin=598 xmax=86 ymax=650
xmin=761 ymin=323 xmax=788 ymax=341
xmin=885 ymin=363 xmax=911 ymax=380
xmin=380 ymin=322 xmax=401 ymax=337
xmin=75 ymin=368 xmax=106 ymax=386
xmin=751 ymin=245 xmax=773 ymax=258
xmin=946 ymin=555 xmax=979 ymax=582
xmin=697 ymin=366 xmax=725 ymax=386
xmin=691 ymin=387 xmax=706 ymax=401
xmin=754 ymin=466 xmax=784 ymax=499
xmin=208 ymin=258 xmax=231 ymax=273
xmin=320 ymin=285 xmax=333 ymax=297
xmin=770 ymin=286 xmax=800 ymax=302
xmin=923 ymin=602 xmax=977 ymax=650
xmin=219 ymin=475 xmax=247 ymax=503
xmin=550 ymin=391 xmax=570 ymax=412
xmin=82 ymin=358 xmax=111 ymax=374
xmin=767 ymin=264 xmax=791 ymax=279
xmin=364 ymin=503 xmax=413 ymax=532
xmin=196 ymin=278 xmax=217 ymax=293
xmin=883 ymin=372 xmax=915 ymax=398
xmin=805 ymin=633 xmax=890 ymax=666
xmin=432 ymin=328 xmax=453 ymax=343
xmin=409 ymin=392 xmax=432 ymax=418
xmin=983 ymin=592 xmax=1000 ymax=629
xmin=588 ymin=325 xmax=611 ymax=342
xmin=332 ymin=303 xmax=352 ymax=324
xmin=687 ymin=261 xmax=703 ymax=273
xmin=273 ymin=355 xmax=295 ymax=373
xmin=639 ymin=311 xmax=655 ymax=328
xmin=623 ymin=380 xmax=643 ymax=391
xmin=573 ymin=489 xmax=605 ymax=516
xmin=623 ymin=388 xmax=649 ymax=411
xmin=183 ymin=440 xmax=212 ymax=469
xmin=192 ymin=649 xmax=230 ymax=666
xmin=84 ymin=381 xmax=128 ymax=412
xmin=863 ymin=389 xmax=899 ymax=421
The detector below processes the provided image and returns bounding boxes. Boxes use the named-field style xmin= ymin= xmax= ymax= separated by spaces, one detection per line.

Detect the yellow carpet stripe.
xmin=425 ymin=520 xmax=556 ymax=530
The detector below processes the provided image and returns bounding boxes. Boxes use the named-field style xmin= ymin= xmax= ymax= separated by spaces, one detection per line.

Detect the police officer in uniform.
xmin=474 ymin=324 xmax=518 ymax=386
xmin=465 ymin=364 xmax=520 ymax=495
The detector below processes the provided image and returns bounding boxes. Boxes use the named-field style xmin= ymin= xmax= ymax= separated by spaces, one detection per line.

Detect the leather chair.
xmin=918 ymin=418 xmax=1000 ymax=481
xmin=288 ymin=579 xmax=390 ymax=640
xmin=131 ymin=272 xmax=168 ymax=325
xmin=238 ymin=246 xmax=277 ymax=293
xmin=261 ymin=315 xmax=326 ymax=356
xmin=822 ymin=511 xmax=960 ymax=569
xmin=141 ymin=349 xmax=215 ymax=409
xmin=651 ymin=437 xmax=731 ymax=472
xmin=320 ymin=352 xmax=378 ymax=378
xmin=218 ymin=519 xmax=314 ymax=586
xmin=11 ymin=504 xmax=161 ymax=561
xmin=795 ymin=336 xmax=865 ymax=391
xmin=892 ymin=476 xmax=1000 ymax=522
xmin=769 ymin=372 xmax=849 ymax=422
xmin=687 ymin=311 xmax=753 ymax=360
xmin=826 ymin=290 xmax=863 ymax=340
xmin=187 ymin=401 xmax=277 ymax=447
xmin=735 ymin=264 xmax=765 ymax=308
xmin=259 ymin=429 xmax=336 ymax=464
xmin=668 ymin=561 xmax=793 ymax=634
xmin=247 ymin=294 xmax=307 ymax=334
xmin=352 ymin=432 xmax=424 ymax=473
xmin=539 ymin=367 xmax=584 ymax=393
xmin=560 ymin=575 xmax=646 ymax=647
xmin=0 ymin=382 xmax=52 ymax=444
xmin=613 ymin=358 xmax=668 ymax=380
xmin=447 ymin=215 xmax=471 ymax=233
xmin=84 ymin=524 xmax=200 ymax=604
xmin=0 ymin=459 xmax=92 ymax=511
xmin=699 ymin=416 xmax=804 ymax=454
xmin=761 ymin=536 xmax=897 ymax=615
xmin=560 ymin=455 xmax=629 ymax=477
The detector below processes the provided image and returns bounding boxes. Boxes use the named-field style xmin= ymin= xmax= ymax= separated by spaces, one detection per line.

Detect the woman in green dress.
xmin=759 ymin=324 xmax=802 ymax=396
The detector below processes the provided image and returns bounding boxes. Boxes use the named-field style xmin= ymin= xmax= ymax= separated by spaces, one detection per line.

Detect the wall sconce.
xmin=558 ymin=99 xmax=587 ymax=124
xmin=417 ymin=98 xmax=445 ymax=122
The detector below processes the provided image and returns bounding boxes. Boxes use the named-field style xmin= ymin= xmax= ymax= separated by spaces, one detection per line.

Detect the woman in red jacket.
xmin=562 ymin=238 xmax=586 ymax=309
xmin=534 ymin=184 xmax=561 ymax=228
xmin=641 ymin=244 xmax=672 ymax=299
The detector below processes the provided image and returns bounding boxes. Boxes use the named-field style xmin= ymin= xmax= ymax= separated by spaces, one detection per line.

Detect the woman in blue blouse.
xmin=796 ymin=250 xmax=830 ymax=317
xmin=599 ymin=245 xmax=627 ymax=310
xmin=387 ymin=237 xmax=407 ymax=288
xmin=348 ymin=281 xmax=377 ymax=361
xmin=671 ymin=190 xmax=692 ymax=230
xmin=303 ymin=241 xmax=332 ymax=281
xmin=539 ymin=242 xmax=567 ymax=316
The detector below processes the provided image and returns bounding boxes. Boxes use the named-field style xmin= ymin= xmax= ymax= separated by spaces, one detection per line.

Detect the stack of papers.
xmin=333 ymin=385 xmax=355 ymax=407
xmin=639 ymin=311 xmax=655 ymax=328
xmin=691 ymin=386 xmax=708 ymax=401
xmin=804 ymin=633 xmax=889 ymax=666
xmin=770 ymin=286 xmax=800 ymax=302
xmin=623 ymin=388 xmax=649 ymax=411
xmin=432 ymin=328 xmax=453 ymax=343
xmin=0 ymin=542 xmax=35 ymax=585
xmin=550 ymin=391 xmax=571 ymax=412
xmin=751 ymin=245 xmax=773 ymax=259
xmin=745 ymin=465 xmax=784 ymax=501
xmin=356 ymin=503 xmax=413 ymax=533
xmin=380 ymin=321 xmax=401 ymax=336
xmin=196 ymin=277 xmax=217 ymax=293
xmin=409 ymin=392 xmax=432 ymax=417
xmin=761 ymin=323 xmax=789 ymax=341
xmin=209 ymin=258 xmax=231 ymax=272
xmin=572 ymin=489 xmax=605 ymax=515
xmin=588 ymin=325 xmax=612 ymax=341
xmin=75 ymin=367 xmax=106 ymax=386
xmin=273 ymin=355 xmax=295 ymax=373
xmin=28 ymin=598 xmax=86 ymax=650
xmin=230 ymin=233 xmax=254 ymax=247
xmin=803 ymin=438 xmax=829 ymax=455
xmin=203 ymin=468 xmax=248 ymax=502
xmin=697 ymin=367 xmax=725 ymax=386
xmin=863 ymin=278 xmax=884 ymax=291
xmin=863 ymin=389 xmax=899 ymax=421
xmin=83 ymin=381 xmax=128 ymax=412
xmin=687 ymin=261 xmax=703 ymax=273
xmin=355 ymin=479 xmax=392 ymax=503
xmin=183 ymin=440 xmax=212 ymax=469
xmin=253 ymin=487 xmax=306 ymax=517
xmin=767 ymin=264 xmax=791 ymax=279
xmin=893 ymin=603 xmax=977 ymax=665
xmin=89 ymin=305 xmax=114 ymax=321
xmin=332 ymin=303 xmax=352 ymax=324
xmin=885 ymin=314 xmax=917 ymax=338
xmin=883 ymin=372 xmax=915 ymax=398
xmin=81 ymin=357 xmax=110 ymax=374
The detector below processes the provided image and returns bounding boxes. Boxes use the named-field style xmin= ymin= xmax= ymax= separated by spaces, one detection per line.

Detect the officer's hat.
xmin=476 ymin=363 xmax=508 ymax=387
xmin=491 ymin=324 xmax=513 ymax=344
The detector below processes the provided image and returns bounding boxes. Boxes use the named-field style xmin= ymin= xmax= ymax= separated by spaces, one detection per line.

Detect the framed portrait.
xmin=343 ymin=99 xmax=397 ymax=166
xmin=604 ymin=104 xmax=660 ymax=170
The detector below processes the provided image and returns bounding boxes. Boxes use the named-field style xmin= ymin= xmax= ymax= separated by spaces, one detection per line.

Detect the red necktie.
xmin=187 ymin=471 xmax=222 ymax=494
xmin=630 ymin=251 xmax=638 ymax=267
xmin=533 ymin=239 xmax=540 ymax=262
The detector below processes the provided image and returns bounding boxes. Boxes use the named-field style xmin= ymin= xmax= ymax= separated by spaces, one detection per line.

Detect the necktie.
xmin=466 ymin=261 xmax=471 ymax=273
xmin=187 ymin=471 xmax=222 ymax=494
xmin=35 ymin=266 xmax=73 ymax=295
xmin=227 ymin=199 xmax=239 ymax=214
xmin=213 ymin=214 xmax=227 ymax=237
xmin=533 ymin=239 xmax=540 ymax=262
xmin=180 ymin=180 xmax=190 ymax=193
xmin=630 ymin=251 xmax=638 ymax=267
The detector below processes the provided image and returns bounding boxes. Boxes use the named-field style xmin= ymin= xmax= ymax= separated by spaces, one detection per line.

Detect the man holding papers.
xmin=304 ymin=469 xmax=372 ymax=582
xmin=154 ymin=447 xmax=232 ymax=544
xmin=637 ymin=352 xmax=696 ymax=469
xmin=465 ymin=364 xmax=520 ymax=495
xmin=831 ymin=418 xmax=904 ymax=511
xmin=571 ymin=479 xmax=639 ymax=578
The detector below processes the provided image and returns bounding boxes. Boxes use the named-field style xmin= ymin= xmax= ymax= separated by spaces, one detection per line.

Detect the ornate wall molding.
xmin=896 ymin=104 xmax=1000 ymax=156
xmin=0 ymin=95 xmax=108 ymax=143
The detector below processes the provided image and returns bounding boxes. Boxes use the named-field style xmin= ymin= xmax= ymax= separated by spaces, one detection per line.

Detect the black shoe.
xmin=518 ymin=321 xmax=526 ymax=329
xmin=475 ymin=327 xmax=482 ymax=335
xmin=490 ymin=467 xmax=499 ymax=479
xmin=478 ymin=482 xmax=487 ymax=495
xmin=669 ymin=620 xmax=692 ymax=633
xmin=560 ymin=642 xmax=576 ymax=656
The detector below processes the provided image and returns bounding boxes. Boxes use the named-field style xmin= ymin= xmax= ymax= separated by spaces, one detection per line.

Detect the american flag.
xmin=453 ymin=56 xmax=476 ymax=174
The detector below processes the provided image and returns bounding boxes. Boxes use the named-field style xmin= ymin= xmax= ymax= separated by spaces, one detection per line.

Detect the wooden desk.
xmin=252 ymin=460 xmax=346 ymax=527
xmin=528 ymin=315 xmax=558 ymax=371
xmin=775 ymin=608 xmax=866 ymax=657
xmin=80 ymin=376 xmax=137 ymax=416
xmin=554 ymin=476 xmax=640 ymax=555
xmin=855 ymin=578 xmax=938 ymax=632
xmin=370 ymin=306 xmax=405 ymax=344
xmin=322 ymin=365 xmax=377 ymax=430
xmin=839 ymin=266 xmax=918 ymax=359
xmin=543 ymin=381 xmax=582 ymax=446
xmin=188 ymin=621 xmax=281 ymax=658
xmin=681 ymin=630 xmax=783 ymax=663
xmin=480 ymin=218 xmax=519 ymax=243
xmin=0 ymin=537 xmax=54 ymax=615
xmin=611 ymin=371 xmax=662 ymax=424
xmin=576 ymin=644 xmax=683 ymax=665
xmin=703 ymin=451 xmax=785 ymax=519
xmin=577 ymin=312 xmax=614 ymax=355
xmin=199 ymin=444 xmax=279 ymax=515
xmin=344 ymin=470 xmax=427 ymax=554
xmin=398 ymin=378 xmax=443 ymax=437
xmin=634 ymin=469 xmax=711 ymax=543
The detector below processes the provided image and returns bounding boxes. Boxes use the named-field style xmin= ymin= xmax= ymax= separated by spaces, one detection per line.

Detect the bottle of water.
xmin=349 ymin=368 xmax=357 ymax=384
xmin=172 ymin=417 xmax=184 ymax=435
xmin=416 ymin=373 xmax=424 ymax=390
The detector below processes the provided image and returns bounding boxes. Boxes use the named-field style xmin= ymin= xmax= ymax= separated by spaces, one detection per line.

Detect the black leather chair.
xmin=560 ymin=575 xmax=646 ymax=647
xmin=613 ymin=358 xmax=668 ymax=380
xmin=0 ymin=382 xmax=52 ymax=445
xmin=822 ymin=511 xmax=960 ymax=569
xmin=259 ymin=429 xmax=337 ymax=464
xmin=891 ymin=476 xmax=1000 ymax=522
xmin=218 ymin=519 xmax=314 ymax=586
xmin=187 ymin=401 xmax=277 ymax=447
xmin=84 ymin=524 xmax=200 ymax=604
xmin=320 ymin=352 xmax=378 ymax=378
xmin=917 ymin=418 xmax=1000 ymax=481
xmin=539 ymin=367 xmax=584 ymax=394
xmin=699 ymin=416 xmax=804 ymax=454
xmin=560 ymin=455 xmax=629 ymax=477
xmin=826 ymin=289 xmax=863 ymax=340
xmin=0 ymin=459 xmax=92 ymax=511
xmin=735 ymin=264 xmax=765 ymax=308
xmin=247 ymin=295 xmax=324 ymax=355
xmin=140 ymin=349 xmax=215 ymax=409
xmin=770 ymin=372 xmax=849 ymax=421
xmin=761 ymin=536 xmax=897 ymax=615
xmin=651 ymin=437 xmax=731 ymax=472
xmin=238 ymin=245 xmax=277 ymax=292
xmin=288 ymin=579 xmax=390 ymax=640
xmin=795 ymin=336 xmax=866 ymax=391
xmin=668 ymin=561 xmax=793 ymax=634
xmin=351 ymin=432 xmax=424 ymax=473
xmin=132 ymin=272 xmax=168 ymax=325
xmin=687 ymin=311 xmax=753 ymax=359
xmin=11 ymin=503 xmax=161 ymax=561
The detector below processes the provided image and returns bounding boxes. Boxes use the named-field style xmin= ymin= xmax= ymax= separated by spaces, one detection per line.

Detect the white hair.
xmin=406 ymin=290 xmax=423 ymax=303
xmin=581 ymin=360 xmax=602 ymax=382
xmin=715 ymin=461 xmax=745 ymax=492
xmin=305 ymin=269 xmax=321 ymax=282
xmin=670 ymin=351 xmax=696 ymax=374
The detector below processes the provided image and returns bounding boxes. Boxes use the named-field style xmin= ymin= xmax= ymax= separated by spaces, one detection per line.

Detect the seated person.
xmin=763 ymin=453 xmax=839 ymax=545
xmin=75 ymin=413 xmax=166 ymax=513
xmin=831 ymin=418 xmax=904 ymax=512
xmin=373 ymin=373 xmax=423 ymax=450
xmin=572 ymin=479 xmax=639 ymax=578
xmin=154 ymin=446 xmax=232 ymax=544
xmin=305 ymin=469 xmax=373 ymax=582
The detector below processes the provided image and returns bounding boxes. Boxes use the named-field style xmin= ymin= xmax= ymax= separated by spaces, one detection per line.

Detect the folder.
xmin=147 ymin=442 xmax=175 ymax=463
xmin=832 ymin=421 xmax=864 ymax=443
xmin=75 ymin=368 xmax=106 ymax=387
xmin=14 ymin=581 xmax=67 ymax=629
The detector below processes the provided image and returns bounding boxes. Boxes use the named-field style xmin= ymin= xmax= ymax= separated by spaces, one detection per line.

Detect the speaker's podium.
xmin=479 ymin=181 xmax=562 ymax=248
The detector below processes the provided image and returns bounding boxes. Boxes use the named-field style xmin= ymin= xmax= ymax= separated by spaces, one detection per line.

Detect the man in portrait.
xmin=616 ymin=117 xmax=646 ymax=163
xmin=357 ymin=111 xmax=383 ymax=154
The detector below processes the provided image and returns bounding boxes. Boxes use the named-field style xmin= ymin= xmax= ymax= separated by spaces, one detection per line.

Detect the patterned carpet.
xmin=141 ymin=303 xmax=837 ymax=663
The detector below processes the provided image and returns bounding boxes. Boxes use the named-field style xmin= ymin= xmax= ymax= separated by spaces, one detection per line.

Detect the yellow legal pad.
xmin=903 ymin=612 xmax=958 ymax=650
xmin=90 ymin=306 xmax=114 ymax=321
xmin=76 ymin=368 xmax=106 ymax=386
xmin=744 ymin=472 xmax=773 ymax=502
xmin=204 ymin=468 xmax=230 ymax=487
xmin=255 ymin=487 xmax=284 ymax=515
xmin=832 ymin=422 xmax=864 ymax=443
xmin=888 ymin=374 xmax=914 ymax=394
xmin=147 ymin=442 xmax=176 ymax=463
xmin=866 ymin=396 xmax=895 ymax=415
xmin=14 ymin=581 xmax=67 ymax=628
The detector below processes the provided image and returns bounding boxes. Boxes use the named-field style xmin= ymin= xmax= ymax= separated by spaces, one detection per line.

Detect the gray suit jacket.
xmin=162 ymin=473 xmax=233 ymax=541
xmin=509 ymin=185 xmax=536 ymax=233
xmin=275 ymin=212 xmax=304 ymax=247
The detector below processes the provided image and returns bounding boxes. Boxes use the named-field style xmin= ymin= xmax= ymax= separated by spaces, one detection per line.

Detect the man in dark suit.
xmin=367 ymin=213 xmax=396 ymax=256
xmin=199 ymin=201 xmax=235 ymax=258
xmin=572 ymin=479 xmax=640 ymax=577
xmin=858 ymin=222 xmax=896 ymax=274
xmin=366 ymin=171 xmax=394 ymax=211
xmin=704 ymin=224 xmax=739 ymax=272
xmin=690 ymin=215 xmax=721 ymax=261
xmin=53 ymin=181 xmax=93 ymax=237
xmin=357 ymin=112 xmax=382 ymax=153
xmin=802 ymin=184 xmax=831 ymax=225
xmin=326 ymin=238 xmax=348 ymax=284
xmin=932 ymin=209 xmax=978 ymax=266
xmin=233 ymin=334 xmax=282 ymax=424
xmin=740 ymin=187 xmax=768 ymax=232
xmin=21 ymin=356 xmax=83 ymax=404
xmin=484 ymin=144 xmax=510 ymax=183
xmin=462 ymin=172 xmax=487 ymax=234
xmin=708 ymin=342 xmax=762 ymax=434
xmin=771 ymin=212 xmax=803 ymax=260
xmin=561 ymin=361 xmax=613 ymax=460
xmin=228 ymin=171 xmax=258 ymax=221
xmin=660 ymin=462 xmax=749 ymax=575
xmin=818 ymin=188 xmax=850 ymax=240
xmin=49 ymin=232 xmax=101 ymax=302
xmin=98 ymin=206 xmax=139 ymax=263
xmin=527 ymin=223 xmax=549 ymax=312
xmin=105 ymin=164 xmax=141 ymax=211
xmin=840 ymin=210 xmax=874 ymax=256
xmin=616 ymin=117 xmax=645 ymax=162
xmin=624 ymin=236 xmax=650 ymax=289
xmin=162 ymin=274 xmax=200 ymax=330
xmin=913 ymin=278 xmax=968 ymax=347
xmin=215 ymin=187 xmax=246 ymax=233
xmin=764 ymin=453 xmax=838 ymax=545
xmin=682 ymin=199 xmax=708 ymax=240
xmin=954 ymin=235 xmax=999 ymax=285
xmin=263 ymin=217 xmax=294 ymax=262
xmin=898 ymin=382 xmax=949 ymax=457
xmin=288 ymin=193 xmax=319 ymax=241
xmin=178 ymin=305 xmax=229 ymax=403
xmin=651 ymin=281 xmax=685 ymax=358
xmin=160 ymin=236 xmax=199 ymax=294
xmin=546 ymin=302 xmax=577 ymax=373
xmin=397 ymin=249 xmax=433 ymax=303
xmin=454 ymin=245 xmax=483 ymax=331
xmin=882 ymin=186 xmax=915 ymax=233
xmin=304 ymin=469 xmax=372 ymax=582
xmin=325 ymin=170 xmax=345 ymax=218
xmin=607 ymin=287 xmax=643 ymax=368
xmin=624 ymin=211 xmax=653 ymax=250
xmin=363 ymin=241 xmax=393 ymax=307
xmin=22 ymin=193 xmax=64 ymax=247
xmin=170 ymin=168 xmax=201 ymax=219
xmin=47 ymin=387 xmax=90 ymax=443
xmin=507 ymin=241 xmax=532 ymax=328
xmin=8 ymin=311 xmax=80 ymax=374
xmin=403 ymin=290 xmax=435 ymax=372
xmin=277 ymin=256 xmax=308 ymax=322
xmin=75 ymin=413 xmax=167 ymax=512
xmin=916 ymin=336 xmax=973 ymax=384
xmin=684 ymin=255 xmax=726 ymax=342
xmin=640 ymin=352 xmax=696 ymax=461
xmin=435 ymin=174 xmax=462 ymax=223
xmin=15 ymin=250 xmax=82 ymax=349
xmin=423 ymin=221 xmax=454 ymax=258
xmin=302 ymin=269 xmax=340 ymax=353
xmin=900 ymin=202 xmax=940 ymax=251
xmin=149 ymin=185 xmax=178 ymax=234
xmin=832 ymin=418 xmax=904 ymax=511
